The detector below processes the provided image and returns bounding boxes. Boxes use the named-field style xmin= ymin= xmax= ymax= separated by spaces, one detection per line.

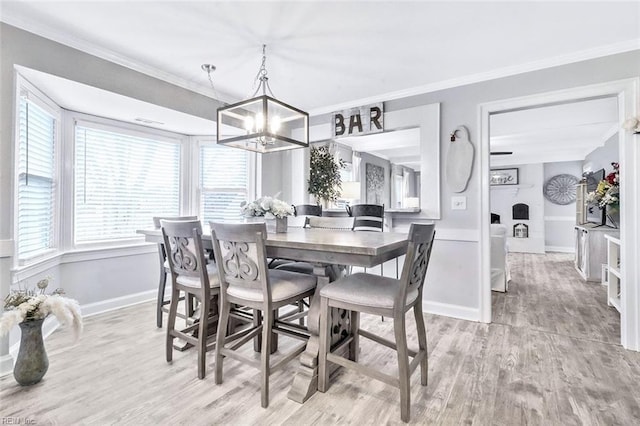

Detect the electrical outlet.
xmin=451 ymin=196 xmax=467 ymax=210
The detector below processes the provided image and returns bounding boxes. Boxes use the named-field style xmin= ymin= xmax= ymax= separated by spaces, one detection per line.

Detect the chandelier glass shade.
xmin=216 ymin=45 xmax=309 ymax=153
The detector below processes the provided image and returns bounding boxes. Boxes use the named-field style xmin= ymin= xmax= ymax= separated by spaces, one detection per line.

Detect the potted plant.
xmin=0 ymin=277 xmax=82 ymax=385
xmin=241 ymin=196 xmax=295 ymax=233
xmin=308 ymin=145 xmax=345 ymax=208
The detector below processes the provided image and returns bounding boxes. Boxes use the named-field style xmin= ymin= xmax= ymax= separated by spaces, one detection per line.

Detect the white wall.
xmin=543 ymin=161 xmax=583 ymax=252
xmin=490 ymin=163 xmax=545 ymax=253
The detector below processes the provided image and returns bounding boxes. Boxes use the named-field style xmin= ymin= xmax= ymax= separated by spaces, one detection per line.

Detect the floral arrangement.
xmin=241 ymin=196 xmax=294 ymax=219
xmin=623 ymin=116 xmax=640 ymax=134
xmin=586 ymin=162 xmax=619 ymax=209
xmin=0 ymin=277 xmax=83 ymax=339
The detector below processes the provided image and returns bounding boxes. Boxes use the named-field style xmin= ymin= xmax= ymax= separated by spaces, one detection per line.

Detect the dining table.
xmin=137 ymin=225 xmax=409 ymax=403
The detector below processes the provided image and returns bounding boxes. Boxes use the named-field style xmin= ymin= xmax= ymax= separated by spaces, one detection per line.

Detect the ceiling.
xmin=2 ymin=1 xmax=639 ymax=117
xmin=2 ymin=1 xmax=637 ymax=164
xmin=490 ymin=97 xmax=619 ymax=166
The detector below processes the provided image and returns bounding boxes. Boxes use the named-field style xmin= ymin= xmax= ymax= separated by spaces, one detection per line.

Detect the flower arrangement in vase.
xmin=586 ymin=162 xmax=620 ymax=227
xmin=1 ymin=277 xmax=82 ymax=385
xmin=241 ymin=196 xmax=294 ymax=233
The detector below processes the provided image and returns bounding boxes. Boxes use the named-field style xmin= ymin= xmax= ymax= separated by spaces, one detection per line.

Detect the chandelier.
xmin=215 ymin=45 xmax=309 ymax=153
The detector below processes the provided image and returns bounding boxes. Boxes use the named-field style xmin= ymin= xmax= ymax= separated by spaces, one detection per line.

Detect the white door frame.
xmin=478 ymin=78 xmax=640 ymax=350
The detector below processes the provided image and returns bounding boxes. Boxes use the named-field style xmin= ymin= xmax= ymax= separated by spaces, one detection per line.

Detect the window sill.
xmin=11 ymin=243 xmax=157 ymax=281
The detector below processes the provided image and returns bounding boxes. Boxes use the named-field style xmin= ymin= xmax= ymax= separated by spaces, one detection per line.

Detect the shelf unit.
xmin=605 ymin=234 xmax=621 ymax=313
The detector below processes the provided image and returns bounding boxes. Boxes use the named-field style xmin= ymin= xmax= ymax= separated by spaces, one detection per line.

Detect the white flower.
xmin=0 ymin=310 xmax=25 ymax=336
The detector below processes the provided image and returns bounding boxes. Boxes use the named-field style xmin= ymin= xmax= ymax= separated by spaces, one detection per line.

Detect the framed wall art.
xmin=490 ymin=168 xmax=519 ymax=186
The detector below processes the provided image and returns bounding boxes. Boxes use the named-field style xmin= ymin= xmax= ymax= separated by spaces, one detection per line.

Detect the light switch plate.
xmin=451 ymin=196 xmax=467 ymax=210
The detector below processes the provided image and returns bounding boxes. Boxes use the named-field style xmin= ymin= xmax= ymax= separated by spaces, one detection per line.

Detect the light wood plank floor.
xmin=2 ymin=253 xmax=639 ymax=425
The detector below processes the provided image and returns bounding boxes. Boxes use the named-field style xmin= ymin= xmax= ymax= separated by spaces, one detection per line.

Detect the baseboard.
xmin=81 ymin=289 xmax=156 ymax=318
xmin=423 ymin=300 xmax=480 ymax=322
xmin=545 ymin=246 xmax=575 ymax=253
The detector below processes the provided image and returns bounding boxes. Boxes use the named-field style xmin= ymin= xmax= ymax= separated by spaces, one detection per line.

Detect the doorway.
xmin=479 ymin=79 xmax=640 ymax=350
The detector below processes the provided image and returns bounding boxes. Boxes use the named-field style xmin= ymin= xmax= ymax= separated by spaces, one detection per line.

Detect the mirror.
xmin=333 ymin=128 xmax=421 ymax=211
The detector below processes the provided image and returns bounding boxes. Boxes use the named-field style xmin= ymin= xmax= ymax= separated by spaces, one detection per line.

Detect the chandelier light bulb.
xmin=244 ymin=116 xmax=254 ymax=132
xmin=270 ymin=115 xmax=281 ymax=133
xmin=255 ymin=113 xmax=265 ymax=132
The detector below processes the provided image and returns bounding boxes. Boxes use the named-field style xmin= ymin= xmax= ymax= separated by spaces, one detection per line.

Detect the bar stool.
xmin=318 ymin=223 xmax=436 ymax=423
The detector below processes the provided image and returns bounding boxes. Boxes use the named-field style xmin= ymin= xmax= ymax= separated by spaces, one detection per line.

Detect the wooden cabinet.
xmin=605 ymin=235 xmax=621 ymax=313
xmin=574 ymin=224 xmax=620 ymax=282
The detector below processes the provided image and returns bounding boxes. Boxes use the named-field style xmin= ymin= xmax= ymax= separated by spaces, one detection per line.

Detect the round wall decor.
xmin=543 ymin=174 xmax=579 ymax=205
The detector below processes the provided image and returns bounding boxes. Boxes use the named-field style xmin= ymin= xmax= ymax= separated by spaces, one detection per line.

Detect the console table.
xmin=574 ymin=224 xmax=620 ymax=282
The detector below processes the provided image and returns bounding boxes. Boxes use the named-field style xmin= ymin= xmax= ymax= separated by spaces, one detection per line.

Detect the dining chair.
xmin=294 ymin=204 xmax=323 ymax=217
xmin=274 ymin=216 xmax=355 ymax=281
xmin=153 ymin=215 xmax=198 ymax=328
xmin=318 ymin=223 xmax=436 ymax=423
xmin=348 ymin=204 xmax=385 ymax=232
xmin=161 ymin=219 xmax=220 ymax=379
xmin=348 ymin=204 xmax=393 ymax=278
xmin=210 ymin=222 xmax=317 ymax=408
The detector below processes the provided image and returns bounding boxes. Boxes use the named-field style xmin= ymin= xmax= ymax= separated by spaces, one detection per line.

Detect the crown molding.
xmin=2 ymin=10 xmax=638 ymax=117
xmin=0 ymin=11 xmax=237 ymax=104
xmin=309 ymin=40 xmax=640 ymax=116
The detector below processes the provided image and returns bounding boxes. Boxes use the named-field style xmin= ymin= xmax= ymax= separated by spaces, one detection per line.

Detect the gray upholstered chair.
xmin=153 ymin=215 xmax=198 ymax=328
xmin=210 ymin=222 xmax=317 ymax=408
xmin=274 ymin=216 xmax=355 ymax=281
xmin=318 ymin=223 xmax=436 ymax=423
xmin=161 ymin=219 xmax=219 ymax=379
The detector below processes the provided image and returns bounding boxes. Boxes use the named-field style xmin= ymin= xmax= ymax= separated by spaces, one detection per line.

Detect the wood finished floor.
xmin=2 ymin=253 xmax=639 ymax=425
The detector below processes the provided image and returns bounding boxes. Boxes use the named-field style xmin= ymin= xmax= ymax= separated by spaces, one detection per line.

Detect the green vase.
xmin=14 ymin=318 xmax=49 ymax=386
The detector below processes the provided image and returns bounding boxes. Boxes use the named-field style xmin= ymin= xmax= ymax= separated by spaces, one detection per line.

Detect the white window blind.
xmin=200 ymin=144 xmax=249 ymax=222
xmin=75 ymin=124 xmax=180 ymax=243
xmin=17 ymin=98 xmax=57 ymax=259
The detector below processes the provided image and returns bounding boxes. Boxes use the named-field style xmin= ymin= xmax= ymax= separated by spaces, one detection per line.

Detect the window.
xmin=74 ymin=122 xmax=181 ymax=244
xmin=200 ymin=143 xmax=250 ymax=222
xmin=16 ymin=95 xmax=58 ymax=260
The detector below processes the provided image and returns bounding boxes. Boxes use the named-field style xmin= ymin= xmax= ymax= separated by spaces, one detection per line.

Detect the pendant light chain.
xmin=251 ymin=44 xmax=276 ymax=99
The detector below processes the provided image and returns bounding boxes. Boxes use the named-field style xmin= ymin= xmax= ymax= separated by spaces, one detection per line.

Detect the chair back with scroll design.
xmin=153 ymin=215 xmax=198 ymax=328
xmin=161 ymin=220 xmax=211 ymax=293
xmin=211 ymin=222 xmax=270 ymax=306
xmin=349 ymin=204 xmax=384 ymax=232
xmin=396 ymin=223 xmax=436 ymax=312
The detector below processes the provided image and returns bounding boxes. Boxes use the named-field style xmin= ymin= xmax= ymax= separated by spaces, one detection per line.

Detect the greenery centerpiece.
xmin=308 ymin=145 xmax=345 ymax=207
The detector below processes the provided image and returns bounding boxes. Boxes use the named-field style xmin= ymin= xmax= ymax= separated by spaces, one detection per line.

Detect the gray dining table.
xmin=137 ymin=225 xmax=409 ymax=403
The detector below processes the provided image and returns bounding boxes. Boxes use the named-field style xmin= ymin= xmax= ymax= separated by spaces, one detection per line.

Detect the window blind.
xmin=200 ymin=144 xmax=248 ymax=222
xmin=75 ymin=124 xmax=180 ymax=243
xmin=17 ymin=98 xmax=56 ymax=259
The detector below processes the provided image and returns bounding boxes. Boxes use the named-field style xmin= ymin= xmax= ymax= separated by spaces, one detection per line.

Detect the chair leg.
xmin=413 ymin=302 xmax=428 ymax=386
xmin=157 ymin=269 xmax=167 ymax=328
xmin=394 ymin=314 xmax=411 ymax=423
xmin=215 ymin=298 xmax=231 ymax=385
xmin=349 ymin=310 xmax=359 ymax=362
xmin=318 ymin=296 xmax=331 ymax=393
xmin=197 ymin=295 xmax=209 ymax=379
xmin=260 ymin=309 xmax=273 ymax=408
xmin=166 ymin=285 xmax=180 ymax=363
